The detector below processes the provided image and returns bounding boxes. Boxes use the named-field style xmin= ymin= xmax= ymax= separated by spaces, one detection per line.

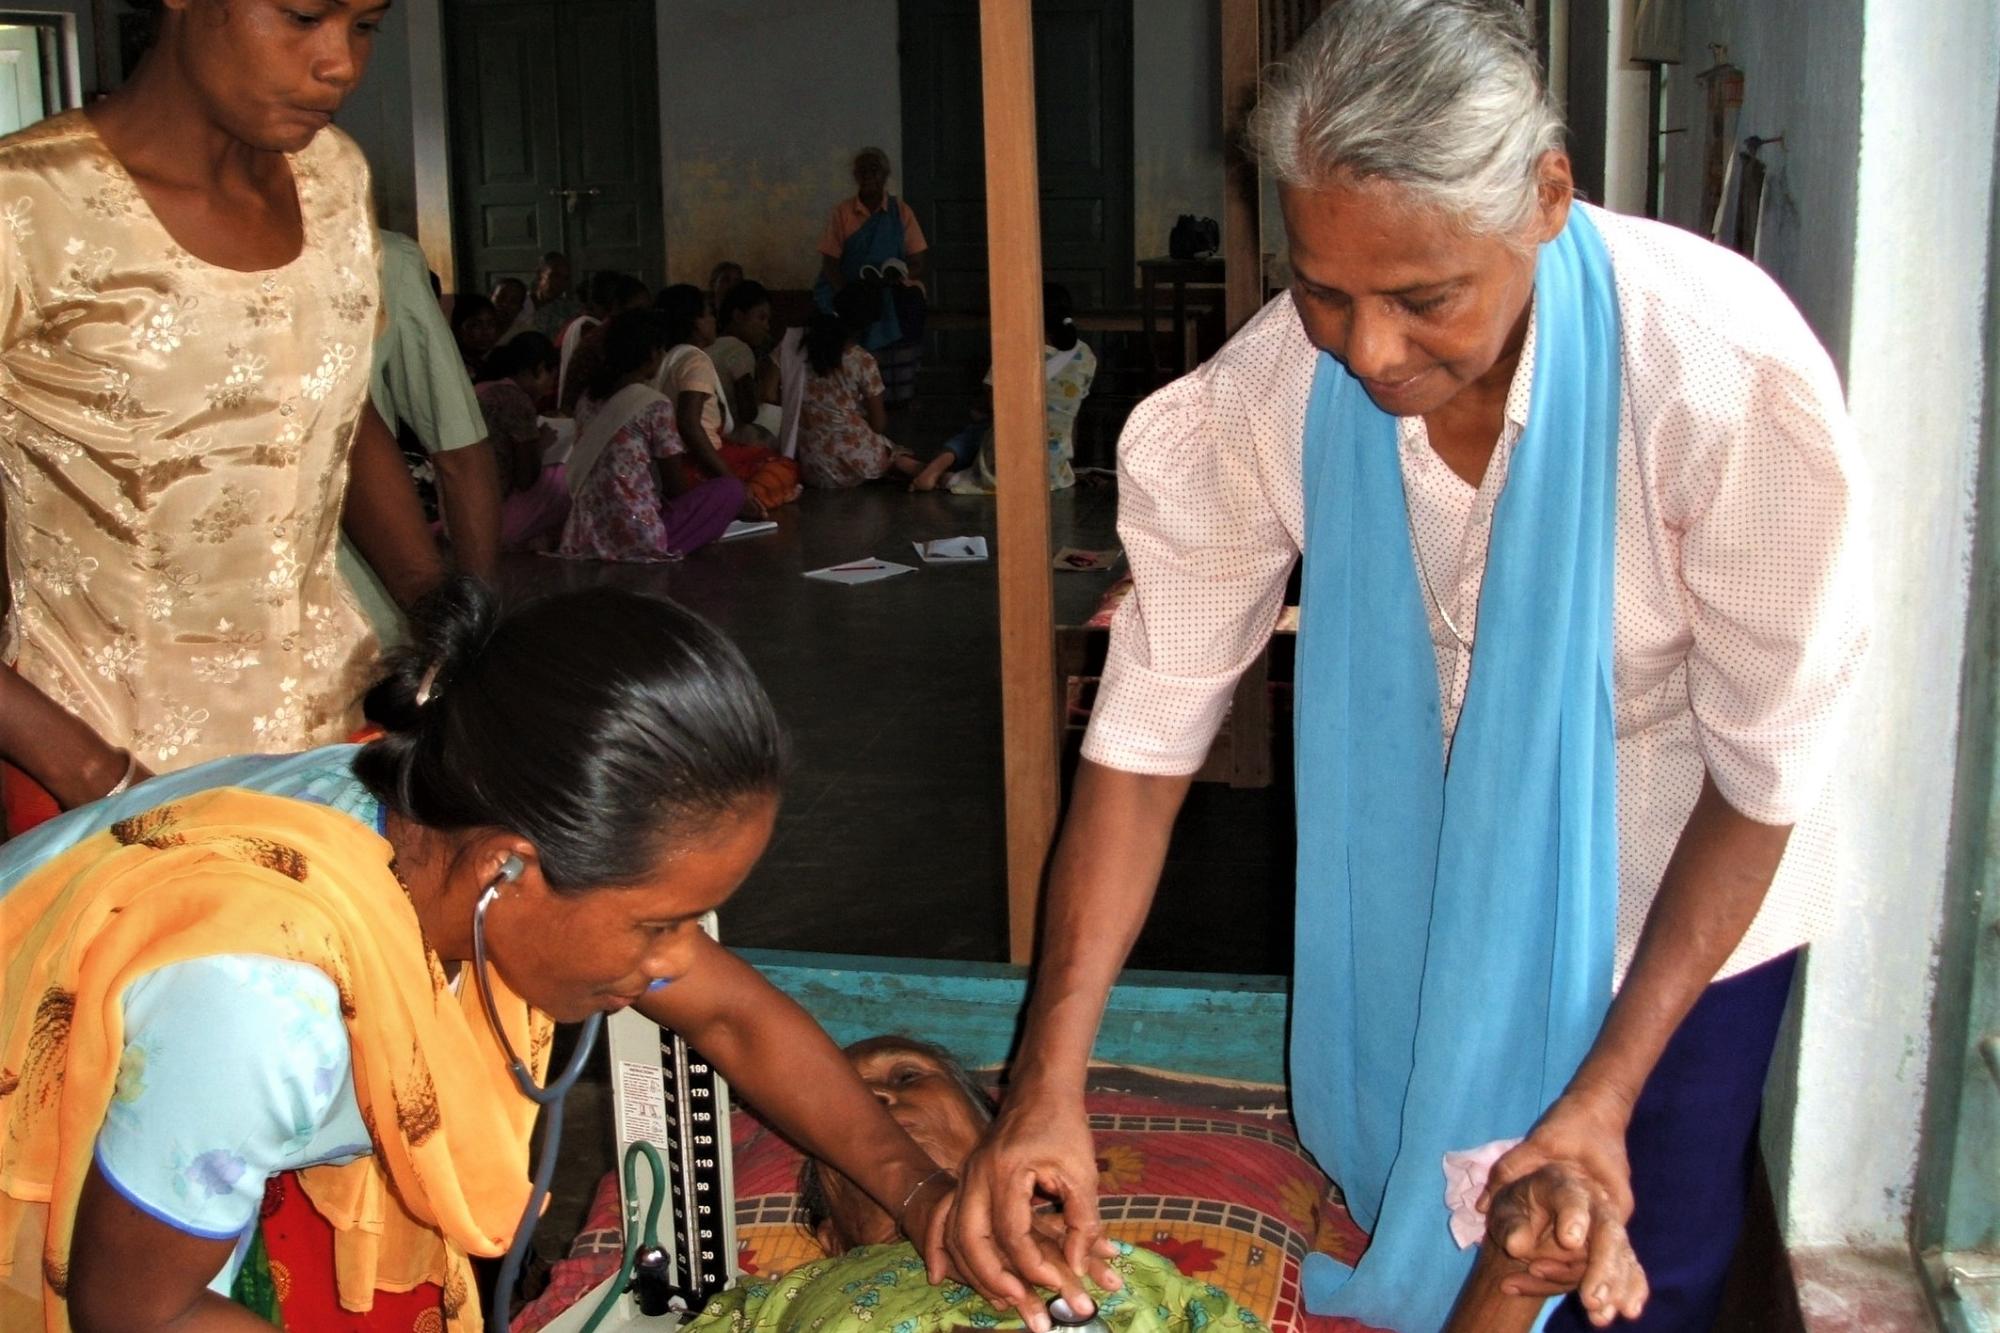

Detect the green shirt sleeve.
xmin=370 ymin=231 xmax=486 ymax=455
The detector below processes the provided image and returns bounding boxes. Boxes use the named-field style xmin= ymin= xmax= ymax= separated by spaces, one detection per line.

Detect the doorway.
xmin=0 ymin=13 xmax=76 ymax=138
xmin=898 ymin=0 xmax=1135 ymax=313
xmin=444 ymin=0 xmax=665 ymax=294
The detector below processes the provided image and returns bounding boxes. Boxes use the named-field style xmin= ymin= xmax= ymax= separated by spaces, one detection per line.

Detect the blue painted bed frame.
xmin=739 ymin=949 xmax=1291 ymax=1087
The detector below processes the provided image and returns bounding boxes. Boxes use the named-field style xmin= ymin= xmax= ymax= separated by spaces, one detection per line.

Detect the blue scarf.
xmin=813 ymin=196 xmax=908 ymax=350
xmin=1291 ymin=205 xmax=1621 ymax=1331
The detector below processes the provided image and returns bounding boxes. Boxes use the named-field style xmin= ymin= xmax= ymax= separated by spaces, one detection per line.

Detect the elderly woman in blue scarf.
xmin=814 ymin=147 xmax=929 ymax=406
xmin=938 ymin=3 xmax=1868 ymax=1332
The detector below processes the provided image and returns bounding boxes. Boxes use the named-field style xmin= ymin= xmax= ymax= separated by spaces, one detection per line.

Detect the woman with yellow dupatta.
xmin=0 ymin=581 xmax=978 ymax=1331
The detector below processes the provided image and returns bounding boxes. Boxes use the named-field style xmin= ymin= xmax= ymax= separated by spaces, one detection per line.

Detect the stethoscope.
xmin=468 ymin=852 xmax=617 ymax=1333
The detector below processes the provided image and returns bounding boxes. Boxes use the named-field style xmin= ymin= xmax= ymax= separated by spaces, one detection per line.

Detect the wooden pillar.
xmin=1221 ymin=0 xmax=1263 ymax=333
xmin=979 ymin=0 xmax=1058 ymax=965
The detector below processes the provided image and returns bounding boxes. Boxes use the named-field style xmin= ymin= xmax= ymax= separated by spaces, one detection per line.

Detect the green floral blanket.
xmin=688 ymin=1240 xmax=1265 ymax=1333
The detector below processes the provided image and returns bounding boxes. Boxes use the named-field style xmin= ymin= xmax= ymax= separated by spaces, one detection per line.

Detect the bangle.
xmin=897 ymin=1167 xmax=954 ymax=1228
xmin=100 ymin=749 xmax=138 ymax=800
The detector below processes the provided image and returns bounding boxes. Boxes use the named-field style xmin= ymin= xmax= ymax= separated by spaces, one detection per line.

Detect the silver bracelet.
xmin=100 ymin=749 xmax=138 ymax=800
xmin=897 ymin=1167 xmax=954 ymax=1228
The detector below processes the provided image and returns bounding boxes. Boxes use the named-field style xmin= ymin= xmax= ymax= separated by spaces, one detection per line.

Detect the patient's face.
xmin=851 ymin=1040 xmax=988 ymax=1167
xmin=816 ymin=1040 xmax=989 ymax=1251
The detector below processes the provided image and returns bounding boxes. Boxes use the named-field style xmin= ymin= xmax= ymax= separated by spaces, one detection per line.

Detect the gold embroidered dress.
xmin=0 ymin=111 xmax=380 ymax=772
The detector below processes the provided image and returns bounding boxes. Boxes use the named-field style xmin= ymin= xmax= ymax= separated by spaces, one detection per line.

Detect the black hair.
xmin=586 ymin=270 xmax=649 ymax=315
xmin=356 ymin=577 xmax=787 ymax=892
xmin=709 ymin=260 xmax=744 ymax=286
xmin=1044 ymin=282 xmax=1078 ymax=352
xmin=450 ymin=293 xmax=496 ymax=338
xmin=793 ymin=1036 xmax=993 ymax=1240
xmin=716 ymin=280 xmax=771 ymax=336
xmin=492 ymin=276 xmax=527 ymax=297
xmin=586 ymin=308 xmax=668 ymax=403
xmin=807 ymin=285 xmax=877 ymax=375
xmin=483 ymin=330 xmax=558 ymax=382
xmin=654 ymin=283 xmax=709 ymax=348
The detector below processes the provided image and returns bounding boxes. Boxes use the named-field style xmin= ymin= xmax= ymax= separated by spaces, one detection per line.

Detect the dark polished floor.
xmin=499 ymin=479 xmax=1297 ymax=976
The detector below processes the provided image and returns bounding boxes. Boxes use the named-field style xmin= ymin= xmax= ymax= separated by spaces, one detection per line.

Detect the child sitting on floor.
xmin=913 ymin=283 xmax=1096 ymax=494
xmin=474 ymin=332 xmax=571 ymax=551
xmin=796 ymin=285 xmax=923 ymax=490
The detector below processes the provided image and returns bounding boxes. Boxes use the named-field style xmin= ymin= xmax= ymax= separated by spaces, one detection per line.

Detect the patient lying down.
xmin=682 ymin=1036 xmax=1641 ymax=1333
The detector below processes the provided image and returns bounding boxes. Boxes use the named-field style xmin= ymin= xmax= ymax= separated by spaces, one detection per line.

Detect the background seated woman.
xmin=0 ymin=582 xmax=985 ymax=1331
xmin=654 ymin=283 xmax=801 ymax=512
xmin=559 ymin=310 xmax=753 ymax=562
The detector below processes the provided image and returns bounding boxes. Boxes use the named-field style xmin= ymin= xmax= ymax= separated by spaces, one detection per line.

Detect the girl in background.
xmin=914 ymin=284 xmax=1096 ymax=494
xmin=475 ymin=333 xmax=571 ymax=551
xmin=797 ymin=286 xmax=922 ymax=489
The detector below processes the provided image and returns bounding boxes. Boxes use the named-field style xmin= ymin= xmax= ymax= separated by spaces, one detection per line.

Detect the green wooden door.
xmin=446 ymin=0 xmax=665 ymax=294
xmin=898 ymin=0 xmax=1136 ymax=313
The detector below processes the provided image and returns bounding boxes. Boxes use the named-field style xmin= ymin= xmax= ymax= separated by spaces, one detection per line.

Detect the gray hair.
xmin=1247 ymin=0 xmax=1566 ymax=237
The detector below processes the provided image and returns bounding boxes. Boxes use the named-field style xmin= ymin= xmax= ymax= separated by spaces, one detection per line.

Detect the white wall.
xmin=1659 ymin=0 xmax=1864 ymax=370
xmin=1596 ymin=0 xmax=1651 ymax=216
xmin=1769 ymin=0 xmax=1999 ymax=1249
xmin=1134 ymin=0 xmax=1224 ymax=262
xmin=655 ymin=0 xmax=901 ymax=292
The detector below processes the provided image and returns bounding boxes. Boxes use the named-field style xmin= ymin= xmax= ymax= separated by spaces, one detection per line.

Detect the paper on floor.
xmin=804 ymin=559 xmax=918 ymax=586
xmin=912 ymin=536 xmax=989 ymax=563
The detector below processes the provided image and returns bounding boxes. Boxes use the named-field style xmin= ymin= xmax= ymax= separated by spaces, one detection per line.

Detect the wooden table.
xmin=1138 ymin=255 xmax=1226 ymax=378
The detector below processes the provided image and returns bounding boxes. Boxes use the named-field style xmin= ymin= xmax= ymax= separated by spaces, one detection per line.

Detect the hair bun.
xmin=361 ymin=575 xmax=501 ymax=735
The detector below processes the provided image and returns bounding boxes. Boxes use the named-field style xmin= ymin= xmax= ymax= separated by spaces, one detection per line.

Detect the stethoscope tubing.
xmin=471 ymin=870 xmax=606 ymax=1332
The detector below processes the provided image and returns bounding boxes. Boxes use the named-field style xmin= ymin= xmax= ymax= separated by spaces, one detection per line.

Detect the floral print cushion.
xmin=515 ymin=1086 xmax=1381 ymax=1333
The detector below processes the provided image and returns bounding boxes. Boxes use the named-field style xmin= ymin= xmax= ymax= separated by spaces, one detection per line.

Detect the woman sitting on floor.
xmin=475 ymin=332 xmax=571 ymax=551
xmin=558 ymin=310 xmax=753 ymax=562
xmin=914 ymin=284 xmax=1098 ymax=495
xmin=709 ymin=279 xmax=777 ymax=433
xmin=654 ymin=283 xmax=800 ymax=511
xmin=669 ymin=1036 xmax=1638 ymax=1333
xmin=797 ymin=286 xmax=922 ymax=489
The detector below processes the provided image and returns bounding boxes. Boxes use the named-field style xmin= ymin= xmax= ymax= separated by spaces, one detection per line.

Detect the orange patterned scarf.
xmin=0 ymin=788 xmax=552 ymax=1331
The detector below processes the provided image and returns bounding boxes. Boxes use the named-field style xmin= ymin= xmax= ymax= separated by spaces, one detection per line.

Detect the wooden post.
xmin=979 ymin=0 xmax=1058 ymax=965
xmin=1221 ymin=0 xmax=1263 ymax=334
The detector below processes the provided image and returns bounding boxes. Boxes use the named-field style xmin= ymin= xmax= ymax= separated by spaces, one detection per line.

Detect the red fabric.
xmin=259 ymin=1171 xmax=448 ymax=1331
xmin=2 ymin=760 xmax=59 ymax=838
xmin=685 ymin=444 xmax=800 ymax=512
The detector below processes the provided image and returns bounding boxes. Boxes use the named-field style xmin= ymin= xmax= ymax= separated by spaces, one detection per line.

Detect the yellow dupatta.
xmin=0 ymin=787 xmax=553 ymax=1330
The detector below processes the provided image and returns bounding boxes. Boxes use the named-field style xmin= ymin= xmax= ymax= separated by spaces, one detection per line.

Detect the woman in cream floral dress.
xmin=0 ymin=0 xmax=441 ymax=835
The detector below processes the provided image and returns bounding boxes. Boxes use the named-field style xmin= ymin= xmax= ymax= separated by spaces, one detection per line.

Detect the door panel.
xmin=448 ymin=0 xmax=665 ymax=294
xmin=447 ymin=4 xmax=565 ymax=294
xmin=899 ymin=0 xmax=1134 ymax=315
xmin=557 ymin=1 xmax=663 ymax=281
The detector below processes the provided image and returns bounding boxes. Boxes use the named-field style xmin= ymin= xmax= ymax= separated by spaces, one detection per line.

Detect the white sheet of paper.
xmin=913 ymin=536 xmax=989 ymax=563
xmin=720 ymin=519 xmax=778 ymax=541
xmin=804 ymin=559 xmax=918 ymax=586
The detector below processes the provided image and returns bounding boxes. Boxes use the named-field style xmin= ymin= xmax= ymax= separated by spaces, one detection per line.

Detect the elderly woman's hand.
xmin=1478 ymin=1087 xmax=1648 ymax=1326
